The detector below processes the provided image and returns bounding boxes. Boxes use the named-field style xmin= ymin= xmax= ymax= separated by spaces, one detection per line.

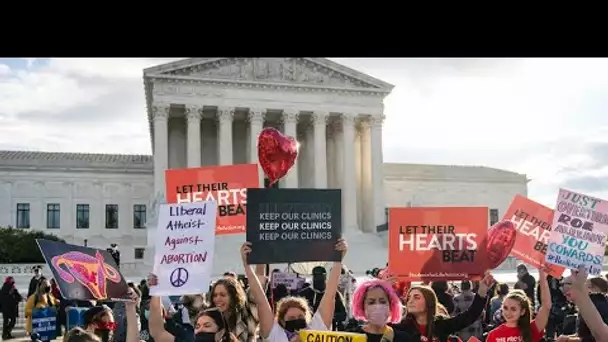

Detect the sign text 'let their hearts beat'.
xmin=151 ymin=201 xmax=216 ymax=296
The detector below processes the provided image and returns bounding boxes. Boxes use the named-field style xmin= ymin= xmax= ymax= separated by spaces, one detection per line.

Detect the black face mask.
xmin=44 ymin=287 xmax=51 ymax=293
xmin=195 ymin=332 xmax=217 ymax=342
xmin=312 ymin=276 xmax=326 ymax=291
xmin=94 ymin=329 xmax=112 ymax=342
xmin=283 ymin=318 xmax=307 ymax=332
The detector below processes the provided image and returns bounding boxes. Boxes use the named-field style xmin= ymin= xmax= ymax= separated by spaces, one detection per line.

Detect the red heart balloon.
xmin=485 ymin=220 xmax=517 ymax=269
xmin=257 ymin=127 xmax=298 ymax=186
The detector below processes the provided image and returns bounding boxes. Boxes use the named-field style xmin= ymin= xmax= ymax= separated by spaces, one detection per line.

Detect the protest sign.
xmin=388 ymin=207 xmax=489 ymax=281
xmin=37 ymin=239 xmax=129 ymax=301
xmin=545 ymin=188 xmax=608 ymax=275
xmin=271 ymin=272 xmax=300 ymax=290
xmin=165 ymin=163 xmax=260 ymax=235
xmin=151 ymin=201 xmax=217 ymax=296
xmin=502 ymin=195 xmax=565 ymax=278
xmin=246 ymin=188 xmax=342 ymax=264
xmin=31 ymin=307 xmax=58 ymax=342
xmin=299 ymin=330 xmax=367 ymax=342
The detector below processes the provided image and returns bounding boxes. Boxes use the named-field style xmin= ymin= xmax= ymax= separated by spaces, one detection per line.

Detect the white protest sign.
xmin=545 ymin=188 xmax=608 ymax=275
xmin=150 ymin=201 xmax=217 ymax=296
xmin=271 ymin=272 xmax=299 ymax=290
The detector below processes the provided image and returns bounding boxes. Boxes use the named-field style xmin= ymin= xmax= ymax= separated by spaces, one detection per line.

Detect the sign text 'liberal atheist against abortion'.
xmin=246 ymin=188 xmax=342 ymax=264
xmin=151 ymin=201 xmax=216 ymax=296
xmin=165 ymin=164 xmax=260 ymax=235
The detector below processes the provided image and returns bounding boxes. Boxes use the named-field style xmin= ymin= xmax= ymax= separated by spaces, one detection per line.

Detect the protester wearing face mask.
xmin=348 ymin=278 xmax=412 ymax=342
xmin=25 ymin=278 xmax=56 ymax=335
xmin=146 ymin=290 xmax=238 ymax=342
xmin=83 ymin=305 xmax=116 ymax=342
xmin=193 ymin=308 xmax=239 ymax=342
xmin=240 ymin=238 xmax=347 ymax=342
xmin=297 ymin=264 xmax=347 ymax=330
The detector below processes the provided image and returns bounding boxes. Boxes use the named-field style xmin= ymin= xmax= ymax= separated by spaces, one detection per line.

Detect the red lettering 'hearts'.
xmin=257 ymin=127 xmax=298 ymax=186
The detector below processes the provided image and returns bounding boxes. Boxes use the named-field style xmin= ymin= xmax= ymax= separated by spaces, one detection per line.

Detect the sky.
xmin=0 ymin=57 xmax=606 ymax=207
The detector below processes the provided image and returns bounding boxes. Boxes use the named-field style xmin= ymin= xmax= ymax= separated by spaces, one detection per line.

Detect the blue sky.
xmin=0 ymin=57 xmax=607 ymax=207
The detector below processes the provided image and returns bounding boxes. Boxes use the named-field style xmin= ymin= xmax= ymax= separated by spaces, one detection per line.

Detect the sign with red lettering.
xmin=150 ymin=201 xmax=217 ymax=296
xmin=165 ymin=164 xmax=260 ymax=235
xmin=388 ymin=207 xmax=489 ymax=281
xmin=502 ymin=195 xmax=565 ymax=278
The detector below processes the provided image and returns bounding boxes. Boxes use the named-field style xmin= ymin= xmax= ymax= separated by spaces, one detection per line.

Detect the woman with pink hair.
xmin=348 ymin=278 xmax=413 ymax=342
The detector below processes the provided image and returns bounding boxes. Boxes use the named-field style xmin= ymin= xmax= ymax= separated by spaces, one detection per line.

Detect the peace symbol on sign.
xmin=170 ymin=268 xmax=189 ymax=288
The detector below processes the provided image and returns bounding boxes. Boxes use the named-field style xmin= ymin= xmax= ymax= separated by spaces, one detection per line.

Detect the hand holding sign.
xmin=148 ymin=273 xmax=159 ymax=287
xmin=570 ymin=265 xmax=589 ymax=293
xmin=241 ymin=242 xmax=252 ymax=266
xmin=335 ymin=238 xmax=348 ymax=259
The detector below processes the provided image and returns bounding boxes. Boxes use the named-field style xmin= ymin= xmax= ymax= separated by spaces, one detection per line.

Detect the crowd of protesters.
xmin=2 ymin=241 xmax=608 ymax=342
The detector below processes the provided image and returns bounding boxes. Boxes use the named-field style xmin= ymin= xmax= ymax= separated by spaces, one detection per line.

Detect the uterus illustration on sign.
xmin=51 ymin=250 xmax=122 ymax=299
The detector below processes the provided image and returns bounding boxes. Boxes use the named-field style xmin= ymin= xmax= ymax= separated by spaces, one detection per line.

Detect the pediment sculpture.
xmin=156 ymin=58 xmax=386 ymax=90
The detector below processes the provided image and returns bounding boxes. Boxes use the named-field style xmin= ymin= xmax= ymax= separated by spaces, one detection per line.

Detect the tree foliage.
xmin=0 ymin=227 xmax=65 ymax=263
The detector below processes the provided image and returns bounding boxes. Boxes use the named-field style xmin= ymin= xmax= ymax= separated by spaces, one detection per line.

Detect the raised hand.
xmin=147 ymin=273 xmax=158 ymax=287
xmin=335 ymin=238 xmax=348 ymax=258
xmin=571 ymin=265 xmax=589 ymax=292
xmin=477 ymin=270 xmax=495 ymax=297
xmin=125 ymin=287 xmax=140 ymax=310
xmin=241 ymin=242 xmax=252 ymax=266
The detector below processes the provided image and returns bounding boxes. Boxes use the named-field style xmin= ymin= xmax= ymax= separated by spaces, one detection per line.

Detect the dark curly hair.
xmin=209 ymin=277 xmax=248 ymax=331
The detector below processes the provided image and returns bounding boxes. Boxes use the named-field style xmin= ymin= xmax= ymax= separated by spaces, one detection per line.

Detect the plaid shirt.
xmin=452 ymin=290 xmax=484 ymax=342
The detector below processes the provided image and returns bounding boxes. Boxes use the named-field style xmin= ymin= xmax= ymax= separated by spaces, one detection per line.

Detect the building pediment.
xmin=144 ymin=58 xmax=394 ymax=92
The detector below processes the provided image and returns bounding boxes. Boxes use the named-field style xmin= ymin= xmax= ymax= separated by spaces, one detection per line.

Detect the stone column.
xmin=282 ymin=110 xmax=299 ymax=188
xmin=332 ymin=122 xmax=344 ymax=189
xmin=312 ymin=111 xmax=328 ymax=189
xmin=341 ymin=114 xmax=358 ymax=230
xmin=370 ymin=115 xmax=386 ymax=228
xmin=217 ymin=107 xmax=234 ymax=165
xmin=248 ymin=108 xmax=266 ymax=187
xmin=152 ymin=104 xmax=170 ymax=196
xmin=326 ymin=125 xmax=335 ymax=188
xmin=185 ymin=106 xmax=202 ymax=168
xmin=360 ymin=120 xmax=374 ymax=232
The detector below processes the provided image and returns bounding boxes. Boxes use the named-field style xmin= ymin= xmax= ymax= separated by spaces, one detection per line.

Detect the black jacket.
xmin=392 ymin=293 xmax=486 ymax=342
xmin=297 ymin=286 xmax=347 ymax=323
xmin=577 ymin=293 xmax=608 ymax=342
xmin=348 ymin=325 xmax=415 ymax=342
xmin=0 ymin=285 xmax=22 ymax=316
xmin=27 ymin=276 xmax=45 ymax=298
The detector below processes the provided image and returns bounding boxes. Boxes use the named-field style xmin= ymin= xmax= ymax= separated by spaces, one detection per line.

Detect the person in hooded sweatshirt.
xmin=297 ymin=265 xmax=347 ymax=330
xmin=391 ymin=271 xmax=495 ymax=342
xmin=557 ymin=275 xmax=608 ymax=342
